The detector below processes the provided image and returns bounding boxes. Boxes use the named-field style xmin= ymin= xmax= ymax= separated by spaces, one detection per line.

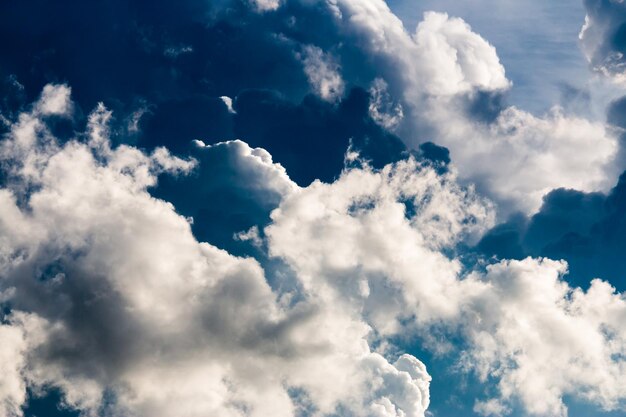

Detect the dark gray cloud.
xmin=477 ymin=171 xmax=626 ymax=291
xmin=580 ymin=0 xmax=626 ymax=79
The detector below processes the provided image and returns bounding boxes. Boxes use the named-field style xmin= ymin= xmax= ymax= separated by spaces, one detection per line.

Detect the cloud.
xmin=427 ymin=103 xmax=619 ymax=214
xmin=289 ymin=0 xmax=619 ymax=213
xmin=477 ymin=166 xmax=626 ymax=291
xmin=0 ymin=85 xmax=432 ymax=417
xmin=266 ymin=157 xmax=626 ymax=415
xmin=464 ymin=258 xmax=626 ymax=417
xmin=265 ymin=154 xmax=495 ymax=333
xmin=298 ymin=45 xmax=345 ymax=102
xmin=0 ymin=324 xmax=27 ymax=417
xmin=579 ymin=0 xmax=626 ymax=81
xmin=329 ymin=5 xmax=509 ymax=96
xmin=2 ymin=0 xmax=619 ymax=216
xmin=220 ymin=96 xmax=237 ymax=114
xmin=34 ymin=84 xmax=73 ymax=117
xmin=250 ymin=0 xmax=282 ymax=12
xmin=1 ymin=85 xmax=626 ymax=417
xmin=3 ymin=1 xmax=626 ymax=416
xmin=368 ymin=78 xmax=404 ymax=130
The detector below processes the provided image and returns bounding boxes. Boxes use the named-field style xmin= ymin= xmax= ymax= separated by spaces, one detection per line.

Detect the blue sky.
xmin=389 ymin=0 xmax=591 ymax=112
xmin=0 ymin=1 xmax=625 ymax=417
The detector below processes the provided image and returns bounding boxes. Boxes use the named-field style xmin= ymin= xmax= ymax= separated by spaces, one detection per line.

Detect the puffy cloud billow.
xmin=1 ymin=1 xmax=626 ymax=417
xmin=0 ymin=86 xmax=433 ymax=417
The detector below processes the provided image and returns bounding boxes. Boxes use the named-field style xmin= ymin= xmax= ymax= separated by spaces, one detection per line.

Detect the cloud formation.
xmin=2 ymin=1 xmax=626 ymax=417
xmin=0 ymin=86 xmax=434 ymax=417
xmin=1 ymin=86 xmax=625 ymax=417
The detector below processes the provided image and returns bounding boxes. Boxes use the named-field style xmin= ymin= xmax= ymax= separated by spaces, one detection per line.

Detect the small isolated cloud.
xmin=299 ymin=45 xmax=345 ymax=102
xmin=35 ymin=84 xmax=73 ymax=116
xmin=220 ymin=96 xmax=236 ymax=114
xmin=164 ymin=45 xmax=193 ymax=58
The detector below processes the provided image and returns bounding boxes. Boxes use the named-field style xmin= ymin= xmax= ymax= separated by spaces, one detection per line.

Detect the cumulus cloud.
xmin=313 ymin=0 xmax=620 ymax=213
xmin=0 ymin=85 xmax=431 ymax=417
xmin=464 ymin=258 xmax=626 ymax=417
xmin=0 ymin=324 xmax=27 ymax=417
xmin=3 ymin=2 xmax=626 ymax=414
xmin=266 ymin=160 xmax=626 ymax=416
xmin=266 ymin=154 xmax=494 ymax=333
xmin=192 ymin=139 xmax=296 ymax=198
xmin=327 ymin=4 xmax=509 ymax=97
xmin=1 ymin=85 xmax=626 ymax=417
xmin=427 ymin=103 xmax=619 ymax=213
xmin=4 ymin=0 xmax=619 ymax=217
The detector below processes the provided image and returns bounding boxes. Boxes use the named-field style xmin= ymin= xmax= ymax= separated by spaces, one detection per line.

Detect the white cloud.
xmin=0 ymin=86 xmax=430 ymax=417
xmin=266 ymin=159 xmax=626 ymax=416
xmin=220 ymin=96 xmax=236 ymax=114
xmin=319 ymin=1 xmax=621 ymax=214
xmin=426 ymin=102 xmax=619 ymax=213
xmin=266 ymin=156 xmax=495 ymax=333
xmin=462 ymin=258 xmax=626 ymax=416
xmin=2 ymin=84 xmax=626 ymax=417
xmin=329 ymin=4 xmax=509 ymax=97
xmin=193 ymin=139 xmax=297 ymax=197
xmin=250 ymin=0 xmax=281 ymax=12
xmin=0 ymin=324 xmax=27 ymax=417
xmin=35 ymin=84 xmax=73 ymax=117
xmin=299 ymin=45 xmax=345 ymax=102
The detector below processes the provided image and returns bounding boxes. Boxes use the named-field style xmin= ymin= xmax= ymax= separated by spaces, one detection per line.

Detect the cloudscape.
xmin=0 ymin=1 xmax=625 ymax=417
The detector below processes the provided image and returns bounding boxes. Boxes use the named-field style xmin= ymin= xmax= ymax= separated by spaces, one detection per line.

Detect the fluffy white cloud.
xmin=464 ymin=258 xmax=626 ymax=417
xmin=266 ymin=156 xmax=495 ymax=333
xmin=0 ymin=86 xmax=431 ymax=417
xmin=35 ymin=84 xmax=73 ymax=116
xmin=426 ymin=102 xmax=619 ymax=213
xmin=329 ymin=3 xmax=509 ymax=97
xmin=0 ymin=324 xmax=27 ymax=417
xmin=317 ymin=0 xmax=621 ymax=214
xmin=193 ymin=139 xmax=297 ymax=198
xmin=266 ymin=163 xmax=626 ymax=416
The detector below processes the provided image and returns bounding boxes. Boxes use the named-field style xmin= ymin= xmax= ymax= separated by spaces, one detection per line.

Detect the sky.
xmin=388 ymin=0 xmax=592 ymax=113
xmin=0 ymin=1 xmax=626 ymax=417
